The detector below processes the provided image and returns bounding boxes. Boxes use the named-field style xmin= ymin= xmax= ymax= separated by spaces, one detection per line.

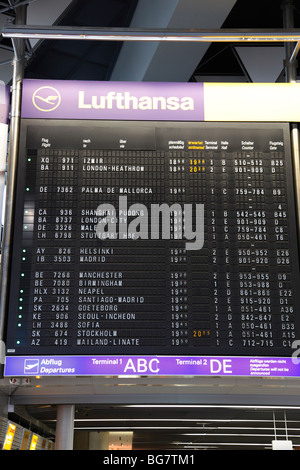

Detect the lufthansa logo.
xmin=32 ymin=86 xmax=61 ymax=112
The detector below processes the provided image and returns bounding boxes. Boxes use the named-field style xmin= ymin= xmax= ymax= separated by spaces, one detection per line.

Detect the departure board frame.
xmin=3 ymin=117 xmax=300 ymax=378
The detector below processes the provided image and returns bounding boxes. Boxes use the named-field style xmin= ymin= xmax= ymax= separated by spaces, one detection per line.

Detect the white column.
xmin=55 ymin=405 xmax=75 ymax=450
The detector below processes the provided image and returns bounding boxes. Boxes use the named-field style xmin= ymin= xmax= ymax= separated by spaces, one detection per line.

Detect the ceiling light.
xmin=123 ymin=405 xmax=300 ymax=410
xmin=73 ymin=426 xmax=209 ymax=430
xmin=180 ymin=442 xmax=274 ymax=447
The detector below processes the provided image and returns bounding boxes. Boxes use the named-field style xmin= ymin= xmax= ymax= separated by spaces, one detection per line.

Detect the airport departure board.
xmin=5 ymin=120 xmax=300 ymax=358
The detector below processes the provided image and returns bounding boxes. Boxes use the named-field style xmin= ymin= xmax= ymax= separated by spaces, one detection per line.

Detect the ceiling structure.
xmin=1 ymin=0 xmax=300 ymax=451
xmin=0 ymin=0 xmax=299 ymax=85
xmin=4 ymin=375 xmax=300 ymax=450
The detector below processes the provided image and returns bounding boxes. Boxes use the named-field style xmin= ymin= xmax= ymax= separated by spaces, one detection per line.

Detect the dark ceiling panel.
xmin=190 ymin=0 xmax=300 ymax=81
xmin=222 ymin=0 xmax=285 ymax=28
xmin=24 ymin=0 xmax=138 ymax=81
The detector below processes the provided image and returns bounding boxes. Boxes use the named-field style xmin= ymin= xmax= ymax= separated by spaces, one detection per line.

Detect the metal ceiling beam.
xmin=2 ymin=25 xmax=300 ymax=43
xmin=290 ymin=41 xmax=300 ymax=64
xmin=3 ymin=25 xmax=300 ymax=70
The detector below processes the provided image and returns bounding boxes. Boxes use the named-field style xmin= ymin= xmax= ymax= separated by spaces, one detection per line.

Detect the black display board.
xmin=5 ymin=120 xmax=300 ymax=357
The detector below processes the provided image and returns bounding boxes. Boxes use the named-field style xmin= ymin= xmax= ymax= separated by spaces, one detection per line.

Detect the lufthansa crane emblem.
xmin=32 ymin=86 xmax=61 ymax=112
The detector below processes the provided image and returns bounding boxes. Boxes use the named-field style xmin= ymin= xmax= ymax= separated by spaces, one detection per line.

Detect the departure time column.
xmin=168 ymin=149 xmax=189 ymax=347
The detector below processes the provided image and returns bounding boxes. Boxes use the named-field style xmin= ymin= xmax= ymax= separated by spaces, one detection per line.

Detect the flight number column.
xmin=30 ymin=149 xmax=78 ymax=349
